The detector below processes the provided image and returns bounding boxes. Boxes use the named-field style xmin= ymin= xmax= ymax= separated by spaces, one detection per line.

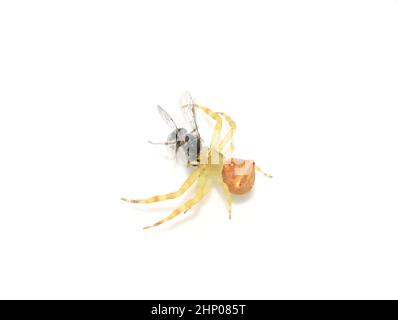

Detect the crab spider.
xmin=121 ymin=104 xmax=272 ymax=229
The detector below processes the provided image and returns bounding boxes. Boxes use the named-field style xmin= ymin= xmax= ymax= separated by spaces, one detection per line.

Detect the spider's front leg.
xmin=196 ymin=107 xmax=236 ymax=217
xmin=121 ymin=166 xmax=205 ymax=204
xmin=218 ymin=112 xmax=236 ymax=156
xmin=195 ymin=104 xmax=223 ymax=151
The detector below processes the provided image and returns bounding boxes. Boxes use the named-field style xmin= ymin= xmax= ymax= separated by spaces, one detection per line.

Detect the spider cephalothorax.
xmin=122 ymin=100 xmax=272 ymax=229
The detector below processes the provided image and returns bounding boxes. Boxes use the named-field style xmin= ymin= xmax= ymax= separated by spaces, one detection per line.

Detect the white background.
xmin=1 ymin=1 xmax=398 ymax=299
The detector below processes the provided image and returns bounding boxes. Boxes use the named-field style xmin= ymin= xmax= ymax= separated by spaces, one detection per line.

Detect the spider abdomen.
xmin=222 ymin=158 xmax=256 ymax=195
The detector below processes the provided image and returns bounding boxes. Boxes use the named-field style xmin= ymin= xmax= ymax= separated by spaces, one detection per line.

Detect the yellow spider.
xmin=121 ymin=104 xmax=272 ymax=229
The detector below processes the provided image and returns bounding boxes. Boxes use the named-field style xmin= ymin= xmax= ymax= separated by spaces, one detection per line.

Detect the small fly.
xmin=149 ymin=92 xmax=202 ymax=166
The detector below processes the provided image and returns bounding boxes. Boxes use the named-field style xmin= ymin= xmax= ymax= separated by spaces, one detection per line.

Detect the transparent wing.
xmin=179 ymin=91 xmax=200 ymax=137
xmin=157 ymin=105 xmax=178 ymax=130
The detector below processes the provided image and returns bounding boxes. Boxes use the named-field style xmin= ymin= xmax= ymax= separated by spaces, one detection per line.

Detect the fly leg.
xmin=148 ymin=140 xmax=176 ymax=145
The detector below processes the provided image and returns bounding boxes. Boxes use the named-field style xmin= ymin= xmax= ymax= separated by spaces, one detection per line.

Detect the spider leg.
xmin=143 ymin=168 xmax=211 ymax=229
xmin=218 ymin=176 xmax=232 ymax=219
xmin=183 ymin=169 xmax=207 ymax=215
xmin=217 ymin=112 xmax=236 ymax=156
xmin=195 ymin=104 xmax=223 ymax=151
xmin=195 ymin=107 xmax=235 ymax=216
xmin=255 ymin=165 xmax=273 ymax=178
xmin=121 ymin=166 xmax=206 ymax=203
xmin=195 ymin=105 xmax=236 ymax=156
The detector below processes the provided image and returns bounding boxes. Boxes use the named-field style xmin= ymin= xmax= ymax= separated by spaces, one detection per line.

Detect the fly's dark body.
xmin=166 ymin=128 xmax=201 ymax=165
xmin=149 ymin=92 xmax=202 ymax=166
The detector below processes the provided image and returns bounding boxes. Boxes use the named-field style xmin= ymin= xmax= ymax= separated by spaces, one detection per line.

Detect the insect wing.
xmin=179 ymin=91 xmax=200 ymax=137
xmin=157 ymin=105 xmax=178 ymax=130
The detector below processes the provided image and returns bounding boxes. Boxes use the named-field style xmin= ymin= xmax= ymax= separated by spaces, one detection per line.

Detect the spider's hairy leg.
xmin=218 ymin=112 xmax=236 ymax=157
xmin=143 ymin=168 xmax=211 ymax=229
xmin=195 ymin=104 xmax=223 ymax=151
xmin=255 ymin=165 xmax=273 ymax=178
xmin=121 ymin=166 xmax=206 ymax=204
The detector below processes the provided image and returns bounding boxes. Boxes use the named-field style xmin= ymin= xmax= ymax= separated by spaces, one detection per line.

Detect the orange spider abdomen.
xmin=222 ymin=158 xmax=256 ymax=195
